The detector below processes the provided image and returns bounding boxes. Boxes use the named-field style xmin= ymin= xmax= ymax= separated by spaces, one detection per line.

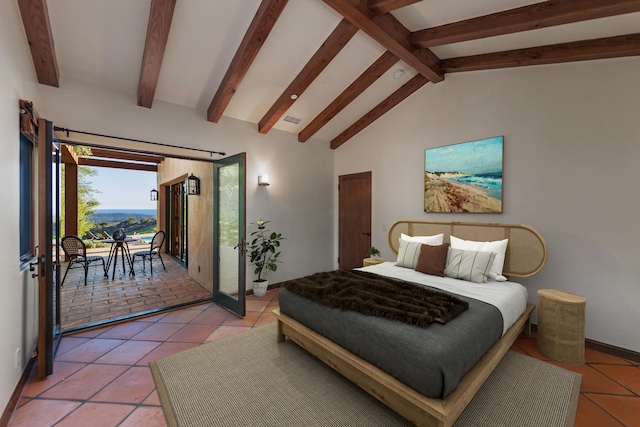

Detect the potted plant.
xmin=368 ymin=246 xmax=381 ymax=259
xmin=249 ymin=219 xmax=284 ymax=297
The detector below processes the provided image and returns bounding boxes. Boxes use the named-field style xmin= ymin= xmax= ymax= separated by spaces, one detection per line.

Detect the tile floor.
xmin=512 ymin=334 xmax=640 ymax=427
xmin=59 ymin=250 xmax=211 ymax=330
xmin=9 ymin=289 xmax=640 ymax=426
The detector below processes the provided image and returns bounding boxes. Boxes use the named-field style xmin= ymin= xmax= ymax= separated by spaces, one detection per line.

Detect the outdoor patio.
xmin=58 ymin=244 xmax=212 ymax=330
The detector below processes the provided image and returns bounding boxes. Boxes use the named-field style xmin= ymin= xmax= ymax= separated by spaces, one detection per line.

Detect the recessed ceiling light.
xmin=393 ymin=69 xmax=405 ymax=79
xmin=290 ymin=94 xmax=298 ymax=100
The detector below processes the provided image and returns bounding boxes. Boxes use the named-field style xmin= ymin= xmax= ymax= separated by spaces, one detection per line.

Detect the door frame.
xmin=37 ymin=118 xmax=62 ymax=378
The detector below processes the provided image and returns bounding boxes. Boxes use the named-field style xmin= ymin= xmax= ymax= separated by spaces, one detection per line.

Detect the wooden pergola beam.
xmin=78 ymin=158 xmax=158 ymax=172
xmin=88 ymin=148 xmax=165 ymax=164
xmin=411 ymin=0 xmax=640 ymax=48
xmin=298 ymin=50 xmax=398 ymax=142
xmin=64 ymin=162 xmax=78 ymax=238
xmin=322 ymin=0 xmax=443 ymax=83
xmin=208 ymin=0 xmax=289 ymax=123
xmin=258 ymin=19 xmax=359 ymax=134
xmin=60 ymin=144 xmax=79 ymax=164
xmin=137 ymin=0 xmax=177 ymax=108
xmin=441 ymin=33 xmax=640 ymax=73
xmin=17 ymin=0 xmax=59 ymax=87
xmin=330 ymin=74 xmax=428 ymax=149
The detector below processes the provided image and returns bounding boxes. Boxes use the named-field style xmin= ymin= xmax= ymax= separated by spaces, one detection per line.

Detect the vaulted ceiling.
xmin=17 ymin=0 xmax=640 ymax=149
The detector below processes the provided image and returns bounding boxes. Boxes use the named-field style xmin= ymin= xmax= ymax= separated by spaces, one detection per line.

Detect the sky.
xmin=425 ymin=136 xmax=503 ymax=175
xmin=87 ymin=167 xmax=157 ymax=210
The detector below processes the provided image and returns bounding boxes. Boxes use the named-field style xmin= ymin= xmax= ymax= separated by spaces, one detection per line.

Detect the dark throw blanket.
xmin=282 ymin=270 xmax=468 ymax=327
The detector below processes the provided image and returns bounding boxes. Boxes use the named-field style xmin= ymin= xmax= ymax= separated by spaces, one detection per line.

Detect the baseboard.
xmin=247 ymin=281 xmax=282 ymax=295
xmin=1 ymin=354 xmax=36 ymax=426
xmin=585 ymin=338 xmax=640 ymax=363
xmin=531 ymin=324 xmax=640 ymax=363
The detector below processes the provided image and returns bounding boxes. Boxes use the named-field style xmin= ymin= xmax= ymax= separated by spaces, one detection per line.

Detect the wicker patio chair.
xmin=132 ymin=230 xmax=166 ymax=274
xmin=61 ymin=235 xmax=108 ymax=286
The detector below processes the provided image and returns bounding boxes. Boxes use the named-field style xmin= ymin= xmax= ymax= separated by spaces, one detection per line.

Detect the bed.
xmin=273 ymin=220 xmax=547 ymax=427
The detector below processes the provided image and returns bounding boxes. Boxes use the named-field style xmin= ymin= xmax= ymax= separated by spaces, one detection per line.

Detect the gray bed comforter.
xmin=279 ymin=285 xmax=503 ymax=398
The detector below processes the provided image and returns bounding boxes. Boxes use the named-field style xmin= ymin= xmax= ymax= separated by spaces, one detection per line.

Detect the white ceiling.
xmin=44 ymin=0 xmax=640 ymax=142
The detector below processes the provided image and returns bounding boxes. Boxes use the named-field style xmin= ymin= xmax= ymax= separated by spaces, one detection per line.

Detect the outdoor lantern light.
xmin=150 ymin=188 xmax=158 ymax=201
xmin=187 ymin=174 xmax=200 ymax=195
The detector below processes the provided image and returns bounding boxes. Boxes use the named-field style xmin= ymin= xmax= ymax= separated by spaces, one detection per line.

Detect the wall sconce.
xmin=258 ymin=174 xmax=270 ymax=186
xmin=150 ymin=188 xmax=158 ymax=201
xmin=187 ymin=173 xmax=200 ymax=195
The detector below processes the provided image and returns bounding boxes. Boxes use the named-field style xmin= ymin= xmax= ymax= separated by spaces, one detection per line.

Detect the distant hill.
xmin=87 ymin=209 xmax=157 ymax=239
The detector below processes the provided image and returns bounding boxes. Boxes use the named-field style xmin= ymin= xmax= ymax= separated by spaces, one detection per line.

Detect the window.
xmin=20 ymin=133 xmax=34 ymax=263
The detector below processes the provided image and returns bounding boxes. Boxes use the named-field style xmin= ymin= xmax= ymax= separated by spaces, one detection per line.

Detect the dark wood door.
xmin=339 ymin=171 xmax=372 ymax=269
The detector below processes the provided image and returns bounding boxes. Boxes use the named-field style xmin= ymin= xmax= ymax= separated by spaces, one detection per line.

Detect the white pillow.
xmin=400 ymin=233 xmax=443 ymax=246
xmin=444 ymin=248 xmax=496 ymax=283
xmin=450 ymin=236 xmax=508 ymax=276
xmin=396 ymin=239 xmax=423 ymax=269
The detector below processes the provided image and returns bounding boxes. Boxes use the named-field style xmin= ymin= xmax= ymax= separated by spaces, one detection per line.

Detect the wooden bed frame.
xmin=274 ymin=220 xmax=547 ymax=427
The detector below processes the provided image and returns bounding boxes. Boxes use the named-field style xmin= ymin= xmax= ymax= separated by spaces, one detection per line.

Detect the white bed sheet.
xmin=357 ymin=262 xmax=528 ymax=335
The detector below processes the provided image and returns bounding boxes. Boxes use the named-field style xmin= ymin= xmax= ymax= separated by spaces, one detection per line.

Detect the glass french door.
xmin=168 ymin=181 xmax=187 ymax=265
xmin=37 ymin=118 xmax=62 ymax=378
xmin=213 ymin=153 xmax=246 ymax=316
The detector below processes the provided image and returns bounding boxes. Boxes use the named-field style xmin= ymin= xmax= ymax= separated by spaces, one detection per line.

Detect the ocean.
xmin=449 ymin=172 xmax=502 ymax=201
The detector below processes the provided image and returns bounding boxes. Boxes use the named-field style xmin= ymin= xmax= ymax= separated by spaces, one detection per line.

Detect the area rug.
xmin=150 ymin=323 xmax=581 ymax=427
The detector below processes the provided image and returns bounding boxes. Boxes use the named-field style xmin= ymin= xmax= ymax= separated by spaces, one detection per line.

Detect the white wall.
xmin=36 ymin=77 xmax=335 ymax=285
xmin=335 ymin=57 xmax=640 ymax=353
xmin=0 ymin=0 xmax=41 ymax=412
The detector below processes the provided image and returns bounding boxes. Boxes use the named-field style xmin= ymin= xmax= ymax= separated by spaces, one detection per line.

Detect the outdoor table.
xmin=104 ymin=237 xmax=136 ymax=280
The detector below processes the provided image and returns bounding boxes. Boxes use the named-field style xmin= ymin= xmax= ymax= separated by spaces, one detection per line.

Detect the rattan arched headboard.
xmin=388 ymin=220 xmax=547 ymax=278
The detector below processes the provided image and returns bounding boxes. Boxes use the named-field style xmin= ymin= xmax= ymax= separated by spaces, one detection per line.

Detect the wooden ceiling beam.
xmin=78 ymin=158 xmax=158 ymax=172
xmin=412 ymin=0 xmax=640 ymax=48
xmin=88 ymin=148 xmax=165 ymax=164
xmin=207 ymin=0 xmax=289 ymax=123
xmin=441 ymin=33 xmax=640 ymax=73
xmin=137 ymin=0 xmax=177 ymax=108
xmin=367 ymin=0 xmax=422 ymax=15
xmin=322 ymin=0 xmax=443 ymax=83
xmin=330 ymin=74 xmax=428 ymax=149
xmin=258 ymin=19 xmax=359 ymax=134
xmin=17 ymin=0 xmax=59 ymax=87
xmin=298 ymin=50 xmax=398 ymax=142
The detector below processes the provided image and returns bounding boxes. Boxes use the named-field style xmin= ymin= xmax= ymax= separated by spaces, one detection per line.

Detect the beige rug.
xmin=150 ymin=323 xmax=581 ymax=427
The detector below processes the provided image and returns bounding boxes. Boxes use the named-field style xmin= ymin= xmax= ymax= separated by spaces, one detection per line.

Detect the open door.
xmin=213 ymin=153 xmax=246 ymax=316
xmin=36 ymin=118 xmax=62 ymax=378
xmin=167 ymin=181 xmax=187 ymax=265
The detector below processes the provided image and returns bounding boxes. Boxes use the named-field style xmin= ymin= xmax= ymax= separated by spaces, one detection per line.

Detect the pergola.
xmin=60 ymin=145 xmax=164 ymax=237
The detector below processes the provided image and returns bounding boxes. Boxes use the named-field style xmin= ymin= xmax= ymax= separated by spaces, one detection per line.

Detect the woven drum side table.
xmin=537 ymin=289 xmax=586 ymax=365
xmin=363 ymin=257 xmax=385 ymax=267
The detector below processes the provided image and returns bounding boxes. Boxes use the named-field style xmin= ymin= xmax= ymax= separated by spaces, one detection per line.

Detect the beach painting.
xmin=424 ymin=136 xmax=503 ymax=213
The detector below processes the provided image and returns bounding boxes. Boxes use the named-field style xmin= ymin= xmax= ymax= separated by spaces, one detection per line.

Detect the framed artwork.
xmin=424 ymin=136 xmax=503 ymax=213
